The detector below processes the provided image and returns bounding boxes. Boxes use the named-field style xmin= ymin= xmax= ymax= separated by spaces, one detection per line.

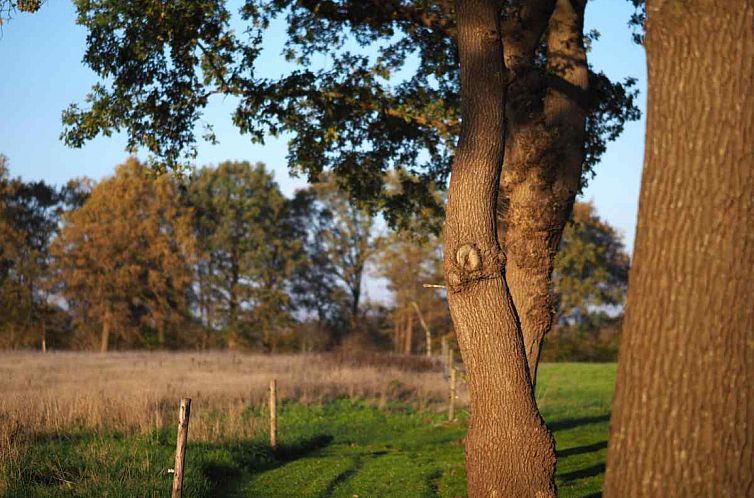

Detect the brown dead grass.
xmin=0 ymin=351 xmax=466 ymax=456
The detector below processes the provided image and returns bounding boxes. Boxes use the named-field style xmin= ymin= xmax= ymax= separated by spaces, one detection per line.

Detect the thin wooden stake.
xmin=441 ymin=336 xmax=448 ymax=374
xmin=41 ymin=321 xmax=47 ymax=353
xmin=269 ymin=379 xmax=277 ymax=449
xmin=448 ymin=366 xmax=457 ymax=422
xmin=410 ymin=301 xmax=432 ymax=357
xmin=171 ymin=398 xmax=191 ymax=498
xmin=447 ymin=348 xmax=454 ymax=379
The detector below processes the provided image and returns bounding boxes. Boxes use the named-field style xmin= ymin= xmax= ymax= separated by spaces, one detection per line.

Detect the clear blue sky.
xmin=0 ymin=0 xmax=646 ymax=252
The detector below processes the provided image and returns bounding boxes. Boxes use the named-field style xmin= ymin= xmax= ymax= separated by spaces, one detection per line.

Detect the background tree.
xmin=553 ymin=201 xmax=629 ymax=324
xmin=292 ymin=175 xmax=380 ymax=342
xmin=541 ymin=201 xmax=629 ymax=361
xmin=189 ymin=161 xmax=303 ymax=350
xmin=376 ymin=229 xmax=447 ymax=354
xmin=288 ymin=189 xmax=350 ymax=348
xmin=51 ymin=159 xmax=196 ymax=352
xmin=0 ymin=155 xmax=65 ymax=348
xmin=604 ymin=2 xmax=753 ymax=495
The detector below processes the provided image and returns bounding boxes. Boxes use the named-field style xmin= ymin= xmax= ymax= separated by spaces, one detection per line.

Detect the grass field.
xmin=0 ymin=353 xmax=614 ymax=497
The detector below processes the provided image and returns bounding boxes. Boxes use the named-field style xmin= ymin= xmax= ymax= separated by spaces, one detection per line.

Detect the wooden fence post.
xmin=448 ymin=366 xmax=456 ymax=422
xmin=269 ymin=379 xmax=277 ymax=449
xmin=447 ymin=349 xmax=454 ymax=379
xmin=440 ymin=335 xmax=448 ymax=374
xmin=171 ymin=398 xmax=191 ymax=498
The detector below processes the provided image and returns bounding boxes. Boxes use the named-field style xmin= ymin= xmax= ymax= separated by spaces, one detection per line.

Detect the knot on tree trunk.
xmin=447 ymin=243 xmax=506 ymax=293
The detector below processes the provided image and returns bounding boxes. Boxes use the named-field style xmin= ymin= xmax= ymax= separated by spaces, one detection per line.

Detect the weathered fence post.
xmin=447 ymin=348 xmax=454 ymax=379
xmin=269 ymin=379 xmax=277 ymax=449
xmin=440 ymin=335 xmax=448 ymax=374
xmin=171 ymin=398 xmax=191 ymax=498
xmin=447 ymin=349 xmax=456 ymax=422
xmin=448 ymin=366 xmax=457 ymax=422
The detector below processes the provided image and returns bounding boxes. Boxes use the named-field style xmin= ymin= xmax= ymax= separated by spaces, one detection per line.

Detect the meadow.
xmin=0 ymin=352 xmax=614 ymax=497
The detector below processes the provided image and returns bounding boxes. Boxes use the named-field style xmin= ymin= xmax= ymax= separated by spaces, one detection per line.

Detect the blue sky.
xmin=0 ymin=0 xmax=646 ymax=253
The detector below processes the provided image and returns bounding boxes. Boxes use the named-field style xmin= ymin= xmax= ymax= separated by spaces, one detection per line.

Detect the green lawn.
xmin=3 ymin=363 xmax=615 ymax=498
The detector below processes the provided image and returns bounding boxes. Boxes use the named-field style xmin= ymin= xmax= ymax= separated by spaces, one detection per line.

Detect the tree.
xmin=63 ymin=0 xmax=637 ymax=384
xmin=553 ymin=201 xmax=629 ymax=324
xmin=61 ymin=0 xmax=640 ymax=493
xmin=604 ymin=2 xmax=754 ymax=496
xmin=189 ymin=161 xmax=303 ymax=350
xmin=51 ymin=159 xmax=196 ymax=352
xmin=292 ymin=175 xmax=380 ymax=339
xmin=0 ymin=0 xmax=42 ymax=25
xmin=443 ymin=2 xmax=555 ymax=494
xmin=376 ymin=229 xmax=446 ymax=354
xmin=0 ymin=156 xmax=65 ymax=348
xmin=288 ymin=190 xmax=350 ymax=346
xmin=540 ymin=201 xmax=629 ymax=362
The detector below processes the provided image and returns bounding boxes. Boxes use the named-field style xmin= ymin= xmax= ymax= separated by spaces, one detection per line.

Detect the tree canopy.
xmin=61 ymin=0 xmax=639 ymax=230
xmin=51 ymin=158 xmax=196 ymax=351
xmin=0 ymin=156 xmax=86 ymax=348
xmin=189 ymin=161 xmax=305 ymax=349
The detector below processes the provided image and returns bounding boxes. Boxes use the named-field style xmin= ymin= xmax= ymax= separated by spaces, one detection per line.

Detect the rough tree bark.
xmin=604 ymin=2 xmax=754 ymax=496
xmin=445 ymin=1 xmax=556 ymax=495
xmin=498 ymin=0 xmax=588 ymax=386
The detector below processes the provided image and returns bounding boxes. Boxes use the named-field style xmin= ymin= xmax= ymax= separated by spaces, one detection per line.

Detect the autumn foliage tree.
xmin=51 ymin=159 xmax=195 ymax=352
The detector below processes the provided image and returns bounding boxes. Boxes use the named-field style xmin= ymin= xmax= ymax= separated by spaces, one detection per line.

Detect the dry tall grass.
xmin=0 ymin=351 xmax=466 ymax=467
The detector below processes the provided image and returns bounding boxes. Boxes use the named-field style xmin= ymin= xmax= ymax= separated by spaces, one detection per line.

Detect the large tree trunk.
xmin=604 ymin=2 xmax=754 ymax=496
xmin=445 ymin=1 xmax=556 ymax=495
xmin=498 ymin=0 xmax=588 ymax=386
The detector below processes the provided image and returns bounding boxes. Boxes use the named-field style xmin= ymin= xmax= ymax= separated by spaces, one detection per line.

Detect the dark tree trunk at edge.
xmin=604 ymin=2 xmax=754 ymax=496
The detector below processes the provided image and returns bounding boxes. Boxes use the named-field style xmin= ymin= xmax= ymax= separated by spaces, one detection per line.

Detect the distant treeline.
xmin=0 ymin=156 xmax=629 ymax=358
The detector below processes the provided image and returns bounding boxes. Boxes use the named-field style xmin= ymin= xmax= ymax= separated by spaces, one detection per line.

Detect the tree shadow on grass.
xmin=557 ymin=440 xmax=608 ymax=458
xmin=275 ymin=434 xmax=334 ymax=462
xmin=200 ymin=434 xmax=334 ymax=495
xmin=548 ymin=414 xmax=610 ymax=432
xmin=559 ymin=463 xmax=606 ymax=482
xmin=322 ymin=454 xmax=363 ymax=496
